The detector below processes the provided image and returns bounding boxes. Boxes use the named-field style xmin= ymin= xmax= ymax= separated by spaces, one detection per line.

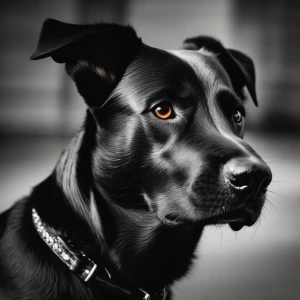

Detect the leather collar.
xmin=32 ymin=208 xmax=167 ymax=300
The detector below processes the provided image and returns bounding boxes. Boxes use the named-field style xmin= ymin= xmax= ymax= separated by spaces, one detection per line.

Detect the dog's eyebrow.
xmin=148 ymin=86 xmax=194 ymax=102
xmin=217 ymin=89 xmax=242 ymax=104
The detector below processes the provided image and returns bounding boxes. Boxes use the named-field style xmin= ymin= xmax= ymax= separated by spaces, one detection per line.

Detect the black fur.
xmin=0 ymin=19 xmax=272 ymax=300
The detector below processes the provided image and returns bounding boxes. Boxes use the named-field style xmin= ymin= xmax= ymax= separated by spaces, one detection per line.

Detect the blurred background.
xmin=0 ymin=0 xmax=299 ymax=299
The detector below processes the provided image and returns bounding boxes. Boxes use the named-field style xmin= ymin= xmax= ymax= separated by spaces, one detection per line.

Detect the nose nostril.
xmin=229 ymin=173 xmax=252 ymax=188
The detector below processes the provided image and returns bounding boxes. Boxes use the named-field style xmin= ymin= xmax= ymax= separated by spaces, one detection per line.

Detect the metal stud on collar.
xmin=32 ymin=208 xmax=97 ymax=282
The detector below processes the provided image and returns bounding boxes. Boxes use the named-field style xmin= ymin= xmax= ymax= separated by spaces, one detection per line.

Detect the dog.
xmin=0 ymin=19 xmax=272 ymax=300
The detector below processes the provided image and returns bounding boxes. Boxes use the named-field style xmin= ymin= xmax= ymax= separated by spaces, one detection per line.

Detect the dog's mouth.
xmin=203 ymin=208 xmax=258 ymax=231
xmin=162 ymin=200 xmax=263 ymax=231
xmin=164 ymin=209 xmax=256 ymax=231
xmin=163 ymin=209 xmax=257 ymax=230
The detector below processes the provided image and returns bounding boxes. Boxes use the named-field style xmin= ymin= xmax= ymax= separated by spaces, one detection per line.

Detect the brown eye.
xmin=153 ymin=104 xmax=174 ymax=119
xmin=233 ymin=109 xmax=243 ymax=124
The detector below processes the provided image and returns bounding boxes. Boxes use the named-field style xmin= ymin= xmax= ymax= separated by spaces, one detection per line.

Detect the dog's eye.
xmin=233 ymin=109 xmax=243 ymax=124
xmin=153 ymin=103 xmax=174 ymax=119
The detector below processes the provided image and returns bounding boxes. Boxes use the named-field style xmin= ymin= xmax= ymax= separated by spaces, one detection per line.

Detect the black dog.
xmin=0 ymin=19 xmax=272 ymax=300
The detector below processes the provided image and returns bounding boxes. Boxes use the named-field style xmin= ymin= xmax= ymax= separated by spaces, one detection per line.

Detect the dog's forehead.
xmin=121 ymin=46 xmax=232 ymax=99
xmin=168 ymin=49 xmax=232 ymax=88
xmin=115 ymin=46 xmax=199 ymax=105
xmin=113 ymin=46 xmax=234 ymax=113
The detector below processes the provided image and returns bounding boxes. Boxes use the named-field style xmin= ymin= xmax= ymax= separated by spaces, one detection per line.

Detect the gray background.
xmin=0 ymin=0 xmax=299 ymax=299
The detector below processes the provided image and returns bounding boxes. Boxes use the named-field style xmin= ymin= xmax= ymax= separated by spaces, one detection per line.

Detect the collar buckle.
xmin=138 ymin=287 xmax=167 ymax=300
xmin=138 ymin=288 xmax=151 ymax=300
xmin=77 ymin=253 xmax=98 ymax=282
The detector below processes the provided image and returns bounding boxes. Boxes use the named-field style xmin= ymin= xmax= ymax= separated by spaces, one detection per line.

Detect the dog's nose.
xmin=223 ymin=157 xmax=272 ymax=198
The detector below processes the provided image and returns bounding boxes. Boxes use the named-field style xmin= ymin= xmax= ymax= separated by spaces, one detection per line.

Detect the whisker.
xmin=265 ymin=198 xmax=278 ymax=213
xmin=267 ymin=190 xmax=282 ymax=197
xmin=251 ymin=222 xmax=259 ymax=241
xmin=261 ymin=209 xmax=271 ymax=232
xmin=266 ymin=193 xmax=280 ymax=201
xmin=262 ymin=202 xmax=272 ymax=214
xmin=262 ymin=156 xmax=282 ymax=160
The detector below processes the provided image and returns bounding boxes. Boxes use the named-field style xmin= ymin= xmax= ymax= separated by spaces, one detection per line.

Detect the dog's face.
xmin=32 ymin=20 xmax=272 ymax=232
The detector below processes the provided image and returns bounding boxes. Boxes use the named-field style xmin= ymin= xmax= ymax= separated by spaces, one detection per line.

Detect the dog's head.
xmin=32 ymin=19 xmax=272 ymax=232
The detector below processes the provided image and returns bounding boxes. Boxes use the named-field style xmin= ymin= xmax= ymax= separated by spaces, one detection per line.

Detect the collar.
xmin=32 ymin=208 xmax=167 ymax=300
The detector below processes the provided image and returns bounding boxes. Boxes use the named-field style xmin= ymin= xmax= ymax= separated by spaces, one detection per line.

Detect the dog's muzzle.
xmin=220 ymin=156 xmax=272 ymax=231
xmin=194 ymin=154 xmax=272 ymax=231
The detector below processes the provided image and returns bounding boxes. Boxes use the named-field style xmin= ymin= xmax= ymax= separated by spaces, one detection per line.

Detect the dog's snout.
xmin=224 ymin=157 xmax=272 ymax=197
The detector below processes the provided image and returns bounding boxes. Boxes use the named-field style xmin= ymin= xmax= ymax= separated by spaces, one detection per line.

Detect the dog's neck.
xmin=34 ymin=111 xmax=203 ymax=292
xmin=93 ymin=192 xmax=203 ymax=289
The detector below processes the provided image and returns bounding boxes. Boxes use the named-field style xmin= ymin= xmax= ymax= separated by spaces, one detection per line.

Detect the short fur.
xmin=0 ymin=19 xmax=272 ymax=300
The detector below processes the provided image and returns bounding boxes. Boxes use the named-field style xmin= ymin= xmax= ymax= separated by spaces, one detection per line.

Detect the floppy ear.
xmin=31 ymin=19 xmax=142 ymax=108
xmin=182 ymin=36 xmax=257 ymax=106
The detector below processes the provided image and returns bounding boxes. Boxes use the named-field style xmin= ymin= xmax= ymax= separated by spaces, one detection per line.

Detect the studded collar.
xmin=32 ymin=208 xmax=167 ymax=300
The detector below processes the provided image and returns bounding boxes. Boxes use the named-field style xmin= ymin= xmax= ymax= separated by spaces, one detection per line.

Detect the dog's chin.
xmin=160 ymin=209 xmax=259 ymax=230
xmin=203 ymin=201 xmax=264 ymax=232
xmin=203 ymin=209 xmax=256 ymax=231
xmin=159 ymin=196 xmax=265 ymax=230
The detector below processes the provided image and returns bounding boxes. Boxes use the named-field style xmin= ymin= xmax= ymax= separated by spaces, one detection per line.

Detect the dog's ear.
xmin=31 ymin=19 xmax=142 ymax=108
xmin=182 ymin=36 xmax=257 ymax=106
